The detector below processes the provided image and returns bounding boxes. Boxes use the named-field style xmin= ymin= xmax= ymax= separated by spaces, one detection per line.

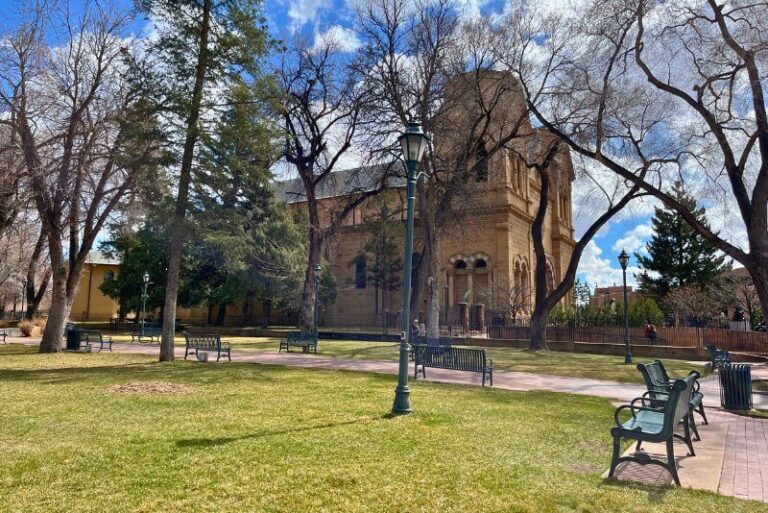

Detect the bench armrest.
xmin=613 ymin=404 xmax=663 ymax=427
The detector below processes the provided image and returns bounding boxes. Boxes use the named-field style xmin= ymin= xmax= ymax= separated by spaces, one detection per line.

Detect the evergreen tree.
xmin=136 ymin=0 xmax=272 ymax=360
xmin=635 ymin=183 xmax=731 ymax=298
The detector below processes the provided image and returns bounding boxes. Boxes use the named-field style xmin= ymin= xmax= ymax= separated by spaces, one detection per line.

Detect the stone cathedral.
xmin=283 ymin=70 xmax=576 ymax=327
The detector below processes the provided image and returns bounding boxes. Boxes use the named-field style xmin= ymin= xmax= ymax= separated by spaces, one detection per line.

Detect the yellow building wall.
xmin=69 ymin=263 xmax=121 ymax=322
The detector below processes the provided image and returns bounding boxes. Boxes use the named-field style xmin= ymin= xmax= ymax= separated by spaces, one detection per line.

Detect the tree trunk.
xmin=26 ymin=269 xmax=50 ymax=320
xmin=216 ymin=303 xmax=227 ymax=326
xmin=424 ymin=238 xmax=440 ymax=338
xmin=160 ymin=0 xmax=212 ymax=362
xmin=261 ymin=299 xmax=271 ymax=329
xmin=39 ymin=269 xmax=70 ymax=352
xmin=748 ymin=260 xmax=768 ymax=322
xmin=298 ymin=237 xmax=321 ymax=333
xmin=529 ymin=168 xmax=550 ymax=350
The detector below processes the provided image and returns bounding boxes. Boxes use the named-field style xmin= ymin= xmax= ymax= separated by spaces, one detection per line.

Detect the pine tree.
xmin=635 ymin=183 xmax=731 ymax=298
xmin=360 ymin=205 xmax=403 ymax=318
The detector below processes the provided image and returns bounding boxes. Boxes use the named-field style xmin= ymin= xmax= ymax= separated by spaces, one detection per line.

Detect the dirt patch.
xmin=108 ymin=381 xmax=195 ymax=396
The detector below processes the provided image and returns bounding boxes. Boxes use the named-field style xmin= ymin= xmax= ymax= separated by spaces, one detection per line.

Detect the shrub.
xmin=18 ymin=320 xmax=33 ymax=337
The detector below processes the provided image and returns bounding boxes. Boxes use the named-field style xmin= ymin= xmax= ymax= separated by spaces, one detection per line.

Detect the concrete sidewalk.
xmin=6 ymin=337 xmax=768 ymax=502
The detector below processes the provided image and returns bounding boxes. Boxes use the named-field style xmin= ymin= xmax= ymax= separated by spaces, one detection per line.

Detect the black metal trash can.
xmin=719 ymin=364 xmax=753 ymax=410
xmin=65 ymin=325 xmax=82 ymax=351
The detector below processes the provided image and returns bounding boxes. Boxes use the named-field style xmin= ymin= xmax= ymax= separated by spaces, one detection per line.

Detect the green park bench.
xmin=279 ymin=332 xmax=318 ymax=353
xmin=413 ymin=345 xmax=493 ymax=386
xmin=184 ymin=333 xmax=231 ymax=362
xmin=131 ymin=327 xmax=162 ymax=343
xmin=705 ymin=344 xmax=731 ymax=370
xmin=80 ymin=330 xmax=113 ymax=352
xmin=0 ymin=329 xmax=6 ymax=344
xmin=637 ymin=360 xmax=708 ymax=441
xmin=608 ymin=371 xmax=699 ymax=486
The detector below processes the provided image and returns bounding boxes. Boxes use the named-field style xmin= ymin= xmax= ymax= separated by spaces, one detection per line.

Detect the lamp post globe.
xmin=617 ymin=249 xmax=632 ymax=364
xmin=393 ymin=120 xmax=430 ymax=415
xmin=314 ymin=264 xmax=322 ymax=335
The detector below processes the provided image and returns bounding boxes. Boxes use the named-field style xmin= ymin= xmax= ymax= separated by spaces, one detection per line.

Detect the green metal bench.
xmin=80 ymin=330 xmax=113 ymax=352
xmin=609 ymin=372 xmax=699 ymax=486
xmin=706 ymin=344 xmax=731 ymax=370
xmin=637 ymin=360 xmax=707 ymax=441
xmin=184 ymin=333 xmax=231 ymax=362
xmin=131 ymin=327 xmax=161 ymax=343
xmin=279 ymin=332 xmax=318 ymax=353
xmin=0 ymin=329 xmax=6 ymax=344
xmin=413 ymin=345 xmax=493 ymax=386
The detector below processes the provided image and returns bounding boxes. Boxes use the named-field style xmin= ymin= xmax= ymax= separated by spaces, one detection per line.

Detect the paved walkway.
xmin=6 ymin=337 xmax=768 ymax=502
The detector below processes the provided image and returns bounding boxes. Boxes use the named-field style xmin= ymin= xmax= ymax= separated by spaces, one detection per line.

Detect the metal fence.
xmin=486 ymin=324 xmax=768 ymax=356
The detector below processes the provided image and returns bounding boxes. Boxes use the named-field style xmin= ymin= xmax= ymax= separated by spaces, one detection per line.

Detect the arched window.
xmin=103 ymin=270 xmax=114 ymax=283
xmin=355 ymin=258 xmax=367 ymax=289
xmin=454 ymin=260 xmax=467 ymax=270
xmin=474 ymin=259 xmax=487 ymax=269
xmin=475 ymin=143 xmax=488 ymax=182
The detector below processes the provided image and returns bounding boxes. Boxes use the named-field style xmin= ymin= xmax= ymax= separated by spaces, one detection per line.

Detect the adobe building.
xmin=69 ymin=252 xmax=121 ymax=322
xmin=283 ymin=70 xmax=576 ymax=326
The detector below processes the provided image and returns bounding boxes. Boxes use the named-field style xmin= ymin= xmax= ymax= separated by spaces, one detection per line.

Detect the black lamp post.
xmin=141 ymin=272 xmax=150 ymax=337
xmin=392 ymin=120 xmax=430 ymax=415
xmin=314 ymin=263 xmax=322 ymax=335
xmin=617 ymin=249 xmax=632 ymax=364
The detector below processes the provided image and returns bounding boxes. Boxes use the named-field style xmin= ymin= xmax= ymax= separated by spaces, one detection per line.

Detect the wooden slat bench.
xmin=80 ymin=330 xmax=113 ymax=352
xmin=279 ymin=332 xmax=318 ymax=353
xmin=608 ymin=372 xmax=699 ymax=486
xmin=413 ymin=345 xmax=493 ymax=386
xmin=131 ymin=327 xmax=161 ymax=343
xmin=637 ymin=360 xmax=708 ymax=441
xmin=184 ymin=333 xmax=231 ymax=362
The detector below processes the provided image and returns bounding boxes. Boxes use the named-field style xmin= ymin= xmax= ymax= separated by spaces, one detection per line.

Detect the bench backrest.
xmin=414 ymin=336 xmax=452 ymax=348
xmin=659 ymin=372 xmax=699 ymax=438
xmin=637 ymin=360 xmax=671 ymax=394
xmin=79 ymin=330 xmax=104 ymax=342
xmin=286 ymin=332 xmax=317 ymax=342
xmin=414 ymin=346 xmax=487 ymax=371
xmin=185 ymin=333 xmax=220 ymax=349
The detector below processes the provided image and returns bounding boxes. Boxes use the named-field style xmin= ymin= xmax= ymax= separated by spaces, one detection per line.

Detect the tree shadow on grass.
xmin=175 ymin=415 xmax=389 ymax=448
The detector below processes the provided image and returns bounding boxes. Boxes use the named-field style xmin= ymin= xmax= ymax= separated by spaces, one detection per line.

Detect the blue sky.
xmin=0 ymin=0 xmax=656 ymax=291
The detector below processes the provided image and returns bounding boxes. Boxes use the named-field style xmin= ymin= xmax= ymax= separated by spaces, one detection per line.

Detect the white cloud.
xmin=287 ymin=0 xmax=332 ymax=29
xmin=313 ymin=25 xmax=361 ymax=52
xmin=612 ymin=223 xmax=654 ymax=255
xmin=578 ymin=241 xmax=643 ymax=290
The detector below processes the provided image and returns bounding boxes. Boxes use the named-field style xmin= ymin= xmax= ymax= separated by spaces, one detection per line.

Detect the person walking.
xmin=645 ymin=320 xmax=658 ymax=345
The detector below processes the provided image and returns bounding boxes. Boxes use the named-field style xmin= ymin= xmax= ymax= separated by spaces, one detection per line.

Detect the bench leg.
xmin=682 ymin=419 xmax=695 ymax=456
xmin=689 ymin=411 xmax=701 ymax=442
xmin=608 ymin=436 xmax=622 ymax=479
xmin=635 ymin=440 xmax=643 ymax=451
xmin=666 ymin=439 xmax=681 ymax=486
xmin=697 ymin=403 xmax=708 ymax=425
xmin=184 ymin=347 xmax=190 ymax=360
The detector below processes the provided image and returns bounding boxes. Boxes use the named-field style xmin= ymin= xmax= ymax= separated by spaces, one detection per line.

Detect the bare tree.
xmin=504 ymin=0 xmax=768 ymax=319
xmin=0 ymin=1 xmax=159 ymax=351
xmin=274 ymin=40 xmax=395 ymax=333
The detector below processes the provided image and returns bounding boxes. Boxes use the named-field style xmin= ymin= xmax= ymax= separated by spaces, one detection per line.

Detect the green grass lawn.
xmin=0 ymin=344 xmax=759 ymax=513
xmin=215 ymin=337 xmax=709 ymax=384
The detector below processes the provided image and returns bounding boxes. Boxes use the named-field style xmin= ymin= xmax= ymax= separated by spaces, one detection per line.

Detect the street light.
xmin=393 ymin=120 xmax=430 ymax=415
xmin=141 ymin=272 xmax=150 ymax=337
xmin=617 ymin=249 xmax=632 ymax=364
xmin=314 ymin=263 xmax=322 ymax=335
